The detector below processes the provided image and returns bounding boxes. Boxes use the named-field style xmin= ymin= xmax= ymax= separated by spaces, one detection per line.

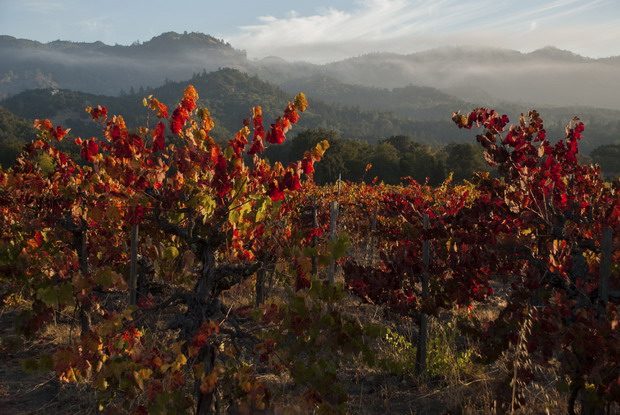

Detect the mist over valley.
xmin=1 ymin=32 xmax=619 ymax=175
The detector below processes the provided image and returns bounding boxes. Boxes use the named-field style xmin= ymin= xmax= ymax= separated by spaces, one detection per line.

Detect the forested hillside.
xmin=0 ymin=106 xmax=36 ymax=167
xmin=0 ymin=68 xmax=471 ymax=146
xmin=2 ymin=67 xmax=620 ymax=182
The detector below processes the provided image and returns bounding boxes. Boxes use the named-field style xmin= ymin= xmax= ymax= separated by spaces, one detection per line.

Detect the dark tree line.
xmin=264 ymin=128 xmax=490 ymax=185
xmin=1 ymin=103 xmax=619 ymax=183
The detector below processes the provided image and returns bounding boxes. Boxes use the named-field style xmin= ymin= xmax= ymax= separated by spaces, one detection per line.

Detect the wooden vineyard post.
xmin=327 ymin=175 xmax=342 ymax=284
xmin=368 ymin=206 xmax=378 ymax=266
xmin=599 ymin=226 xmax=612 ymax=306
xmin=302 ymin=205 xmax=319 ymax=277
xmin=256 ymin=266 xmax=266 ymax=306
xmin=416 ymin=213 xmax=430 ymax=376
xmin=129 ymin=224 xmax=139 ymax=306
xmin=256 ymin=262 xmax=276 ymax=306
xmin=311 ymin=205 xmax=318 ymax=277
xmin=327 ymin=200 xmax=340 ymax=284
xmin=78 ymin=222 xmax=92 ymax=333
xmin=61 ymin=213 xmax=92 ymax=333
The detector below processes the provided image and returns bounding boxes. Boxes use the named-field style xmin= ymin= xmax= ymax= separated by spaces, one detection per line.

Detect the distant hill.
xmin=0 ymin=105 xmax=36 ymax=142
xmin=0 ymin=106 xmax=37 ymax=167
xmin=279 ymin=75 xmax=469 ymax=121
xmin=2 ymin=32 xmax=620 ymax=113
xmin=317 ymin=46 xmax=620 ymax=111
xmin=0 ymin=32 xmax=247 ymax=98
xmin=0 ymin=69 xmax=471 ymax=147
xmin=276 ymin=73 xmax=620 ymax=154
xmin=3 ymin=68 xmax=619 ymax=157
xmin=1 ymin=31 xmax=619 ymax=155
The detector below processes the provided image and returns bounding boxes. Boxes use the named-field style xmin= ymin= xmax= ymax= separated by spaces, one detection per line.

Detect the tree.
xmin=399 ymin=142 xmax=445 ymax=185
xmin=372 ymin=136 xmax=445 ymax=185
xmin=382 ymin=134 xmax=413 ymax=153
xmin=288 ymin=128 xmax=339 ymax=161
xmin=444 ymin=142 xmax=489 ymax=182
xmin=0 ymin=106 xmax=37 ymax=168
xmin=0 ymin=138 xmax=24 ymax=168
xmin=590 ymin=143 xmax=620 ymax=179
xmin=278 ymin=128 xmax=373 ymax=184
xmin=0 ymin=107 xmax=36 ymax=140
xmin=369 ymin=142 xmax=400 ymax=184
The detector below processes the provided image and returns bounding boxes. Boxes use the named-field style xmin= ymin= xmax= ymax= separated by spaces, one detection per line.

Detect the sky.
xmin=1 ymin=0 xmax=619 ymax=63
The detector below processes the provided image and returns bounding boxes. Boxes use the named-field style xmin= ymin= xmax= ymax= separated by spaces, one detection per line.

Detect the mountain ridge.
xmin=0 ymin=32 xmax=239 ymax=54
xmin=2 ymin=31 xmax=619 ymax=111
xmin=2 ymin=67 xmax=619 ymax=157
xmin=1 ymin=31 xmax=619 ymax=156
xmin=0 ymin=68 xmax=474 ymax=148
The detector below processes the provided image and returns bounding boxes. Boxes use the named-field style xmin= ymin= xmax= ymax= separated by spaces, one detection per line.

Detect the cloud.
xmin=226 ymin=0 xmax=620 ymax=63
xmin=12 ymin=0 xmax=64 ymax=14
xmin=75 ymin=16 xmax=113 ymax=32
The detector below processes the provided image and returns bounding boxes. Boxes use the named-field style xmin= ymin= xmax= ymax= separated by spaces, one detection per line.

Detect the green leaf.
xmin=229 ymin=209 xmax=241 ymax=225
xmin=233 ymin=177 xmax=247 ymax=195
xmin=292 ymin=362 xmax=310 ymax=383
xmin=169 ymin=212 xmax=185 ymax=223
xmin=21 ymin=354 xmax=53 ymax=373
xmin=254 ymin=196 xmax=270 ymax=222
xmin=328 ymin=233 xmax=351 ymax=261
xmin=290 ymin=296 xmax=307 ymax=317
xmin=303 ymin=247 xmax=319 ymax=258
xmin=224 ymin=146 xmax=234 ymax=160
xmin=164 ymin=246 xmax=180 ymax=260
xmin=318 ymin=254 xmax=331 ymax=267
xmin=38 ymin=354 xmax=54 ymax=371
xmin=36 ymin=286 xmax=58 ymax=309
xmin=201 ymin=195 xmax=216 ymax=217
xmin=57 ymin=282 xmax=75 ymax=307
xmin=94 ymin=267 xmax=126 ymax=290
xmin=364 ymin=324 xmax=386 ymax=338
xmin=94 ymin=268 xmax=113 ymax=289
xmin=319 ymin=313 xmax=335 ymax=327
xmin=21 ymin=358 xmax=40 ymax=372
xmin=362 ymin=344 xmax=376 ymax=366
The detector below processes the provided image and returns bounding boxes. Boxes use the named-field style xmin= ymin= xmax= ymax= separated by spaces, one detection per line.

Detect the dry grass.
xmin=0 ymin=300 xmax=95 ymax=414
xmin=2 ymin=277 xmax=616 ymax=414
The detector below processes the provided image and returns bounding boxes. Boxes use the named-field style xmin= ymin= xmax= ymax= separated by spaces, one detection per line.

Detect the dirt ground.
xmin=0 ymin=303 xmax=489 ymax=415
xmin=0 ymin=290 xmax=584 ymax=415
xmin=0 ymin=308 xmax=95 ymax=414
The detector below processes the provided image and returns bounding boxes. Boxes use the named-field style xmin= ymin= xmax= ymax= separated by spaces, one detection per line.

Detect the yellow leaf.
xmin=294 ymin=93 xmax=308 ymax=111
xmin=192 ymin=362 xmax=205 ymax=378
xmin=133 ymin=368 xmax=153 ymax=391
xmin=164 ymin=246 xmax=179 ymax=260
xmin=97 ymin=377 xmax=109 ymax=390
xmin=223 ymin=146 xmax=234 ymax=161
